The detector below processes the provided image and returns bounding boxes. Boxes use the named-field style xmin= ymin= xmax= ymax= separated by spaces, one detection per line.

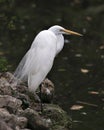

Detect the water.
xmin=0 ymin=0 xmax=104 ymax=130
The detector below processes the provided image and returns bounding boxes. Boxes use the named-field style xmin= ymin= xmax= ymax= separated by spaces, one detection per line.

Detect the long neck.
xmin=56 ymin=34 xmax=64 ymax=55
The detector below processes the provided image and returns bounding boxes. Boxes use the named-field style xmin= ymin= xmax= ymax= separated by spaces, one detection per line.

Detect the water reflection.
xmin=0 ymin=1 xmax=104 ymax=130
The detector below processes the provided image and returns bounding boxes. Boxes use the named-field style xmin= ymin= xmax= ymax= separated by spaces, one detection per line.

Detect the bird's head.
xmin=49 ymin=25 xmax=83 ymax=36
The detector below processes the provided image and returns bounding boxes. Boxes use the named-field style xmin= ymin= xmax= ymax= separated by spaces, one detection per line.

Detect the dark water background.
xmin=0 ymin=0 xmax=104 ymax=130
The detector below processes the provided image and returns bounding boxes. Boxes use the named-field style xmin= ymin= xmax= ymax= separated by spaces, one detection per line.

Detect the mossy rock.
xmin=42 ymin=104 xmax=72 ymax=130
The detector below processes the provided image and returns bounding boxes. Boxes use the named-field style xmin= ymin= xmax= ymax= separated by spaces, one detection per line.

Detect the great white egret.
xmin=14 ymin=25 xmax=82 ymax=93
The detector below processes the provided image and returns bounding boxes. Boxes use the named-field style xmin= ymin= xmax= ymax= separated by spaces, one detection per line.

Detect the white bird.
xmin=14 ymin=25 xmax=82 ymax=92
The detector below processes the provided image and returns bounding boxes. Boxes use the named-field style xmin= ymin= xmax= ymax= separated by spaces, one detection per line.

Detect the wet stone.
xmin=0 ymin=95 xmax=22 ymax=113
xmin=0 ymin=72 xmax=72 ymax=130
xmin=21 ymin=108 xmax=50 ymax=130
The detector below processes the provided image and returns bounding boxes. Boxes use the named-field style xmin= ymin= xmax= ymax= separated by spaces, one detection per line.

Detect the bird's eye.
xmin=60 ymin=29 xmax=64 ymax=33
xmin=60 ymin=29 xmax=63 ymax=32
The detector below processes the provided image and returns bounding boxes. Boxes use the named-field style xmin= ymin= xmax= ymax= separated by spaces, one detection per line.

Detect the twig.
xmin=76 ymin=100 xmax=98 ymax=107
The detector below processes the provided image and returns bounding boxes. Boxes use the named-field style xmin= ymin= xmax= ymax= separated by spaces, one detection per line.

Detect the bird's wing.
xmin=14 ymin=30 xmax=57 ymax=83
xmin=14 ymin=52 xmax=29 ymax=81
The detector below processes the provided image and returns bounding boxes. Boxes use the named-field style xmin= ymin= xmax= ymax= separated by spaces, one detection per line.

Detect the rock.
xmin=7 ymin=115 xmax=27 ymax=129
xmin=16 ymin=116 xmax=27 ymax=128
xmin=38 ymin=78 xmax=55 ymax=103
xmin=0 ymin=108 xmax=27 ymax=129
xmin=0 ymin=72 xmax=17 ymax=92
xmin=0 ymin=77 xmax=12 ymax=95
xmin=0 ymin=108 xmax=11 ymax=122
xmin=43 ymin=104 xmax=72 ymax=130
xmin=21 ymin=108 xmax=50 ymax=130
xmin=0 ymin=72 xmax=72 ymax=130
xmin=0 ymin=119 xmax=13 ymax=130
xmin=16 ymin=84 xmax=28 ymax=94
xmin=0 ymin=95 xmax=22 ymax=113
xmin=0 ymin=72 xmax=14 ymax=82
xmin=15 ymin=93 xmax=30 ymax=109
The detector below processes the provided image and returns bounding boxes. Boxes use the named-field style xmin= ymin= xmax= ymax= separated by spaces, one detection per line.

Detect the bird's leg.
xmin=39 ymin=85 xmax=43 ymax=112
xmin=33 ymin=93 xmax=41 ymax=103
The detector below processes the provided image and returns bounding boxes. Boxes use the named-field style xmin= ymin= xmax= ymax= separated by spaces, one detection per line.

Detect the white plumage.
xmin=14 ymin=25 xmax=82 ymax=92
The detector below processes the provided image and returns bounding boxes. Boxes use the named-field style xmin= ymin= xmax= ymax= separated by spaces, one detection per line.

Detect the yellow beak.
xmin=62 ymin=29 xmax=83 ymax=36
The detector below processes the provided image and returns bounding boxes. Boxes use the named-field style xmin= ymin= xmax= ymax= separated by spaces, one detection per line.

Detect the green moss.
xmin=0 ymin=57 xmax=8 ymax=72
xmin=42 ymin=104 xmax=72 ymax=130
